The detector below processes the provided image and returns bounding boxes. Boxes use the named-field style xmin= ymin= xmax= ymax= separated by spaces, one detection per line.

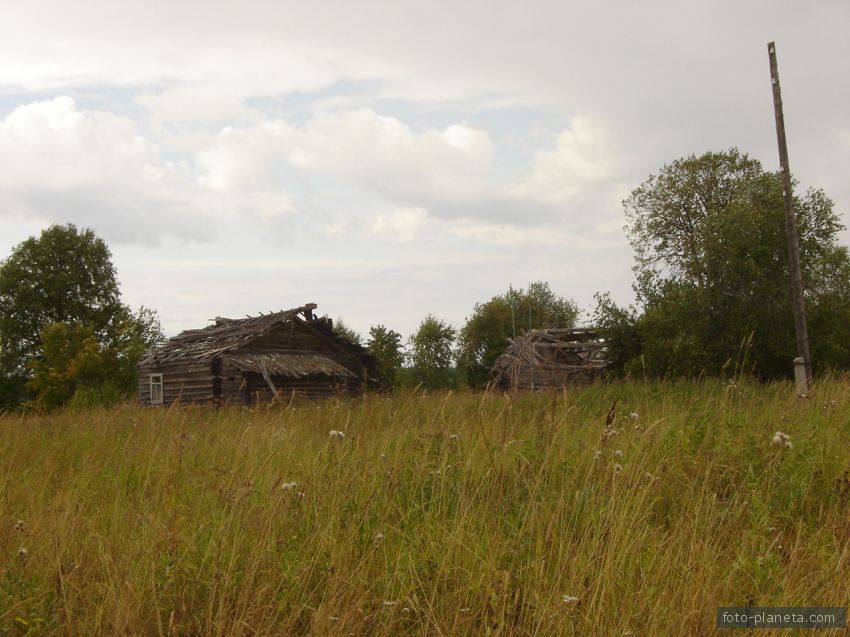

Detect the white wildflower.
xmin=329 ymin=616 xmax=339 ymax=622
xmin=613 ymin=463 xmax=622 ymax=476
xmin=460 ymin=607 xmax=472 ymax=613
xmin=373 ymin=532 xmax=385 ymax=542
xmin=402 ymin=607 xmax=411 ymax=613
xmin=14 ymin=520 xmax=25 ymax=533
xmin=281 ymin=482 xmax=297 ymax=491
xmin=629 ymin=412 xmax=639 ymax=420
xmin=383 ymin=600 xmax=397 ymax=607
xmin=772 ymin=431 xmax=791 ymax=447
xmin=613 ymin=450 xmax=623 ymax=458
xmin=449 ymin=434 xmax=458 ymax=440
xmin=329 ymin=429 xmax=346 ymax=439
xmin=18 ymin=547 xmax=27 ymax=559
xmin=562 ymin=595 xmax=580 ymax=604
xmin=593 ymin=449 xmax=602 ymax=460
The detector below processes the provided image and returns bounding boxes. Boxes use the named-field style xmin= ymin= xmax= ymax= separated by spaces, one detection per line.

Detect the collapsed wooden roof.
xmin=492 ymin=328 xmax=608 ymax=387
xmin=224 ymin=352 xmax=355 ymax=379
xmin=140 ymin=303 xmax=371 ymax=378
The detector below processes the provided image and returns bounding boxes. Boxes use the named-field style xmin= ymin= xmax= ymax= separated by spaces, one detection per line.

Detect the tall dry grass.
xmin=1 ymin=378 xmax=849 ymax=635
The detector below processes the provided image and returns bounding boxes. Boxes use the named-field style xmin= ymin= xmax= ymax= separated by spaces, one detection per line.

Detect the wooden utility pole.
xmin=767 ymin=41 xmax=812 ymax=390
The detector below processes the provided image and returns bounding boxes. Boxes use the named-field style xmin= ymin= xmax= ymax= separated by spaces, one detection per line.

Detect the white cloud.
xmin=370 ymin=207 xmax=428 ymax=242
xmin=195 ymin=109 xmax=502 ymax=221
xmin=134 ymin=86 xmax=262 ymax=125
xmin=511 ymin=117 xmax=618 ymax=203
xmin=0 ymin=97 xmax=215 ymax=244
xmin=444 ymin=220 xmax=571 ymax=247
xmin=197 ymin=122 xmax=297 ymax=192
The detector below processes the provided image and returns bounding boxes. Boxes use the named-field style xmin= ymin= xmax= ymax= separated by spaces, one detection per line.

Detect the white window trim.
xmin=150 ymin=373 xmax=163 ymax=405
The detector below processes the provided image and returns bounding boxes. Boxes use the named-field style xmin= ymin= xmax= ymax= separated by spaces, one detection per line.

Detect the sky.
xmin=1 ymin=0 xmax=848 ymax=340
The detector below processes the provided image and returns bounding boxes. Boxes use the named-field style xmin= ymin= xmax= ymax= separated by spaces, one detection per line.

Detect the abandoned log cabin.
xmin=138 ymin=303 xmax=380 ymax=405
xmin=492 ymin=328 xmax=608 ymax=391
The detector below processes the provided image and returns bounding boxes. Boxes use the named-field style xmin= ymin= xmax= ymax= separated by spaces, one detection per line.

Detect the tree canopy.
xmin=457 ymin=282 xmax=579 ymax=387
xmin=332 ymin=317 xmax=362 ymax=346
xmin=408 ymin=315 xmax=456 ymax=389
xmin=367 ymin=325 xmax=405 ymax=388
xmin=0 ymin=224 xmax=163 ymax=410
xmin=598 ymin=148 xmax=850 ymax=378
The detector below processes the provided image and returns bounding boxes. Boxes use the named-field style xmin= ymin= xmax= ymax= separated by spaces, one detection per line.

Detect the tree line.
xmin=2 ymin=148 xmax=849 ymax=410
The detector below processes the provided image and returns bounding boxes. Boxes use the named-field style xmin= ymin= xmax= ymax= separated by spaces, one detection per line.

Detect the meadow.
xmin=1 ymin=378 xmax=849 ymax=636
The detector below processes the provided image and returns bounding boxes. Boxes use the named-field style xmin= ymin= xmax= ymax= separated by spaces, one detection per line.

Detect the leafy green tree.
xmin=457 ymin=282 xmax=579 ymax=387
xmin=408 ymin=315 xmax=456 ymax=389
xmin=332 ymin=317 xmax=362 ymax=345
xmin=0 ymin=224 xmax=164 ymax=409
xmin=25 ymin=311 xmax=163 ymax=412
xmin=367 ymin=325 xmax=405 ymax=387
xmin=619 ymin=148 xmax=850 ymax=378
xmin=591 ymin=292 xmax=641 ymax=377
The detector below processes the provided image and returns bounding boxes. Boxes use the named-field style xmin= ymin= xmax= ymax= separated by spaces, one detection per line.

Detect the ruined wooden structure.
xmin=492 ymin=328 xmax=608 ymax=391
xmin=137 ymin=303 xmax=380 ymax=405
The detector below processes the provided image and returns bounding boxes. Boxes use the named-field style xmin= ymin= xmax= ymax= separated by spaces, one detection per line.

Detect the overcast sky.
xmin=1 ymin=0 xmax=848 ymax=339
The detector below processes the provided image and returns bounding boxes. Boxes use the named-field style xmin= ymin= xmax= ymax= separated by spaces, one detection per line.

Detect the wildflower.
xmin=593 ymin=450 xmax=602 ymax=461
xmin=14 ymin=520 xmax=25 ymax=533
xmin=772 ymin=431 xmax=792 ymax=448
xmin=18 ymin=547 xmax=27 ymax=559
xmin=329 ymin=616 xmax=339 ymax=622
xmin=613 ymin=450 xmax=623 ymax=458
xmin=402 ymin=607 xmax=411 ymax=613
xmin=644 ymin=472 xmax=654 ymax=481
xmin=281 ymin=482 xmax=297 ymax=491
xmin=383 ymin=600 xmax=397 ymax=607
xmin=562 ymin=595 xmax=580 ymax=604
xmin=373 ymin=532 xmax=385 ymax=542
xmin=629 ymin=412 xmax=639 ymax=420
xmin=329 ymin=429 xmax=346 ymax=439
xmin=613 ymin=463 xmax=622 ymax=476
xmin=460 ymin=607 xmax=472 ymax=613
xmin=602 ymin=427 xmax=620 ymax=441
xmin=449 ymin=434 xmax=458 ymax=441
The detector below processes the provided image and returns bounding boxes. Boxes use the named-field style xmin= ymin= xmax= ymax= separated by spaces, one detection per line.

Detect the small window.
xmin=150 ymin=373 xmax=163 ymax=405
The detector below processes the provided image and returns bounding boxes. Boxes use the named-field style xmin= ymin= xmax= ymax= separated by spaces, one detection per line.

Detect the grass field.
xmin=1 ymin=378 xmax=849 ymax=635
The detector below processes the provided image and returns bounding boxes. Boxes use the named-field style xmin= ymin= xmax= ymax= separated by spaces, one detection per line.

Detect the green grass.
xmin=1 ymin=378 xmax=849 ymax=635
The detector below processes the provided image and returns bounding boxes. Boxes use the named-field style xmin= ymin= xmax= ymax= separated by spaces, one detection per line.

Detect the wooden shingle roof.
xmin=141 ymin=303 xmax=343 ymax=365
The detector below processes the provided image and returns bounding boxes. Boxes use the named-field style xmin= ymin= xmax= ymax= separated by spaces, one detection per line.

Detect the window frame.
xmin=150 ymin=373 xmax=163 ymax=405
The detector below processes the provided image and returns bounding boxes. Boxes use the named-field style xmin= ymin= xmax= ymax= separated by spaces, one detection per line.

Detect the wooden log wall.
xmin=137 ymin=360 xmax=215 ymax=405
xmin=241 ymin=372 xmax=347 ymax=404
xmin=504 ymin=365 xmax=601 ymax=391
